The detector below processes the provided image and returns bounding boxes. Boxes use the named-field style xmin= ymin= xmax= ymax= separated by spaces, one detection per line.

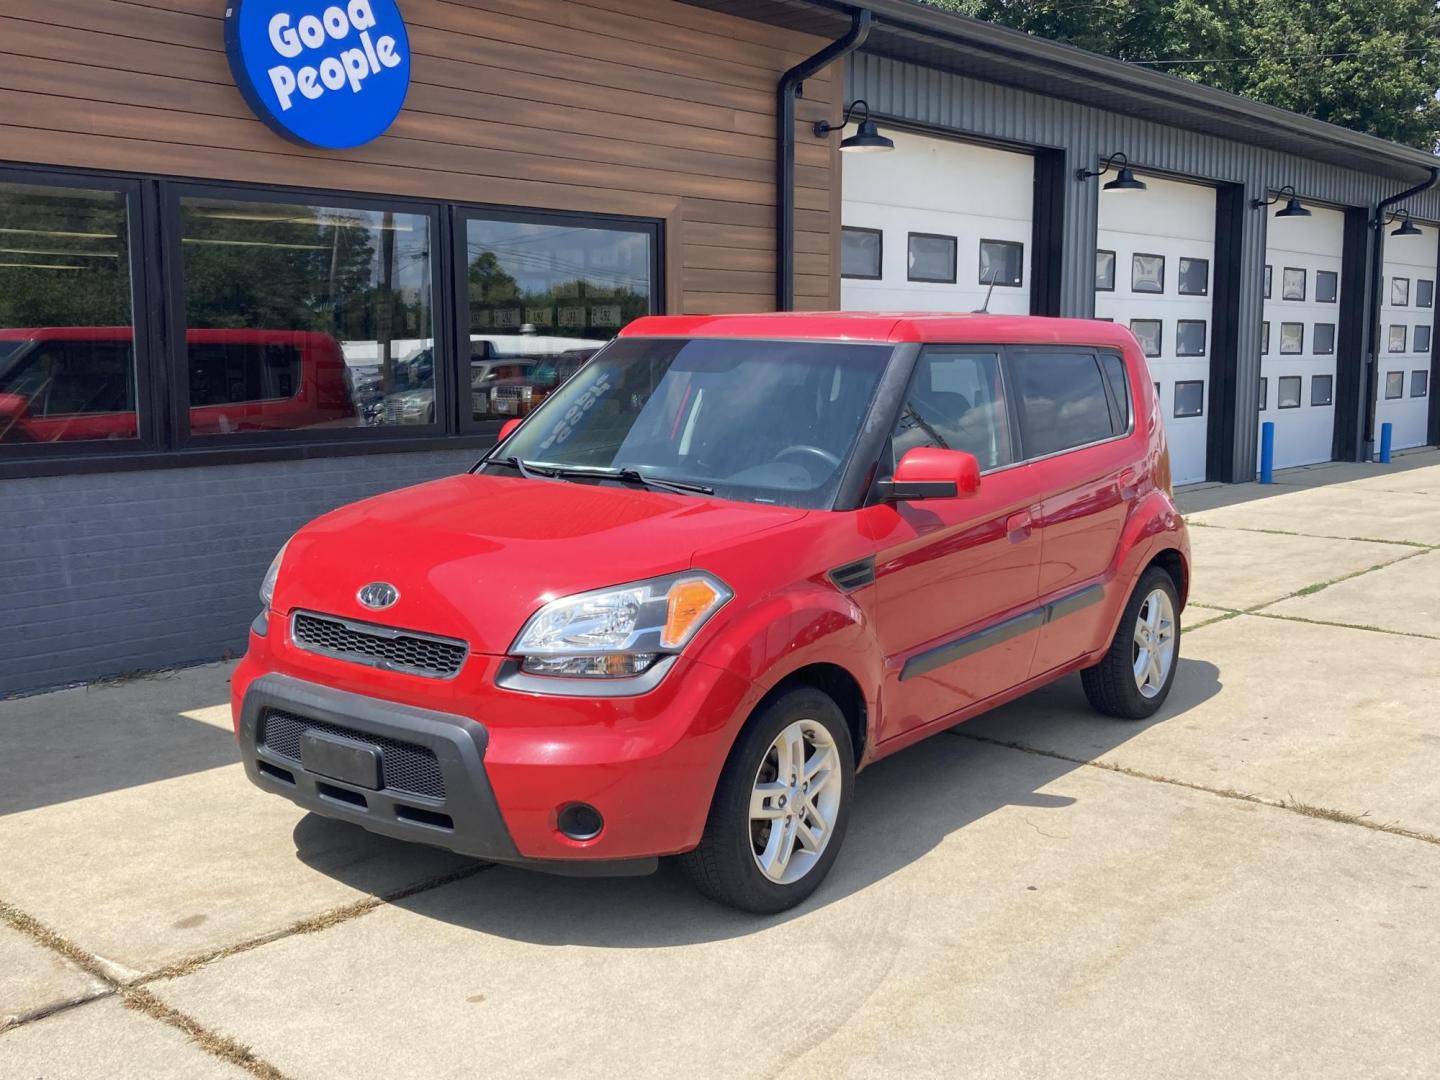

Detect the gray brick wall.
xmin=2 ymin=449 xmax=479 ymax=696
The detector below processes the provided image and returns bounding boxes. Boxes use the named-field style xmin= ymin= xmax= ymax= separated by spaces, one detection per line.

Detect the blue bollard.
xmin=1379 ymin=422 xmax=1393 ymax=464
xmin=1260 ymin=421 xmax=1275 ymax=484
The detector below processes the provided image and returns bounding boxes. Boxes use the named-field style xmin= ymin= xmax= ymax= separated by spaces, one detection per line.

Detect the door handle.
xmin=1005 ymin=510 xmax=1033 ymax=542
xmin=1117 ymin=468 xmax=1140 ymax=501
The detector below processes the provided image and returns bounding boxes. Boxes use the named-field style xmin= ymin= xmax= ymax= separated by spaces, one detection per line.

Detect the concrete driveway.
xmin=3 ymin=450 xmax=1439 ymax=1079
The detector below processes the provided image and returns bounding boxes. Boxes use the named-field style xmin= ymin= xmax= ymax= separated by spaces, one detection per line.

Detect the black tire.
xmin=679 ymin=687 xmax=855 ymax=914
xmin=1081 ymin=566 xmax=1181 ymax=720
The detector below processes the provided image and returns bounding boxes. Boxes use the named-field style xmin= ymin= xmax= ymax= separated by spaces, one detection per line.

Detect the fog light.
xmin=557 ymin=803 xmax=604 ymax=841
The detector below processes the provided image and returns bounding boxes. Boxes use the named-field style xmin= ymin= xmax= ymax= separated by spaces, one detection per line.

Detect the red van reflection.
xmin=0 ymin=327 xmax=356 ymax=442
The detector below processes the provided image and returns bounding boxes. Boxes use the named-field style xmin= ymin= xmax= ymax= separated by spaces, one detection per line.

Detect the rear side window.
xmin=1009 ymin=350 xmax=1120 ymax=458
xmin=890 ymin=348 xmax=1013 ymax=472
xmin=188 ymin=341 xmax=302 ymax=406
xmin=1099 ymin=352 xmax=1130 ymax=431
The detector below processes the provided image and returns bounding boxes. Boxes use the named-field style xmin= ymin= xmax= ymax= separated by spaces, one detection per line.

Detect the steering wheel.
xmin=775 ymin=444 xmax=842 ymax=470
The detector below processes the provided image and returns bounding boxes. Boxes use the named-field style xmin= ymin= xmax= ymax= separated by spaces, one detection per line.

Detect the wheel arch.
xmin=1146 ymin=546 xmax=1190 ymax=609
xmin=746 ymin=662 xmax=870 ymax=772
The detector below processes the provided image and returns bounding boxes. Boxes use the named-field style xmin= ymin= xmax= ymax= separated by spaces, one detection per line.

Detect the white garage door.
xmin=1376 ymin=227 xmax=1436 ymax=451
xmin=1259 ymin=206 xmax=1345 ymax=470
xmin=841 ymin=130 xmax=1032 ymax=315
xmin=1095 ymin=175 xmax=1215 ymax=486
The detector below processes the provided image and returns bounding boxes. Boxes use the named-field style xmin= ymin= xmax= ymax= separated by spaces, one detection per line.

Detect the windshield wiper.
xmin=487 ymin=457 xmax=713 ymax=496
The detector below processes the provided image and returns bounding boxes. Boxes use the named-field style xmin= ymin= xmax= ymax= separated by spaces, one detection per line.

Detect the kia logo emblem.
xmin=357 ymin=582 xmax=399 ymax=609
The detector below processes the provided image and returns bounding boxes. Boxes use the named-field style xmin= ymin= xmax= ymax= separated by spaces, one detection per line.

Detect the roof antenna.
xmin=973 ymin=271 xmax=997 ymax=314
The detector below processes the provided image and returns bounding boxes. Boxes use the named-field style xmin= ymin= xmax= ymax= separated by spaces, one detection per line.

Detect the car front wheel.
xmin=680 ymin=687 xmax=854 ymax=914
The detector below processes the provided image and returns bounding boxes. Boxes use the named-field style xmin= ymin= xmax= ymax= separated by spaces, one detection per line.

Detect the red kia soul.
xmin=232 ymin=313 xmax=1189 ymax=913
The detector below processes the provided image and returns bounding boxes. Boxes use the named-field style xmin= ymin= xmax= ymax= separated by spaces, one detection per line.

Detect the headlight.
xmin=510 ymin=572 xmax=731 ymax=678
xmin=259 ymin=540 xmax=290 ymax=610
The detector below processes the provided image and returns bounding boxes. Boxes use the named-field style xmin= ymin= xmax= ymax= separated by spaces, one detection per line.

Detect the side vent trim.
xmin=829 ymin=556 xmax=876 ymax=592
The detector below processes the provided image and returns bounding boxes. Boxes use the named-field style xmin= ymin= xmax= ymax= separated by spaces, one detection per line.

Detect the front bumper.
xmin=237 ymin=672 xmax=659 ymax=876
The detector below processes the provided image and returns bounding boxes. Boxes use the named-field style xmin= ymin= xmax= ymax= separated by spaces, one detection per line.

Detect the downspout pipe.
xmin=776 ymin=8 xmax=872 ymax=311
xmin=1363 ymin=165 xmax=1440 ymax=456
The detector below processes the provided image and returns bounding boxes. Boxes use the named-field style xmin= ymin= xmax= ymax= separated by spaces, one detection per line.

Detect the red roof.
xmin=622 ymin=311 xmax=1137 ymax=348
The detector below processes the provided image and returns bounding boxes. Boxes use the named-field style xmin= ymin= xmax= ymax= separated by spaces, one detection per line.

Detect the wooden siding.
xmin=0 ymin=0 xmax=842 ymax=311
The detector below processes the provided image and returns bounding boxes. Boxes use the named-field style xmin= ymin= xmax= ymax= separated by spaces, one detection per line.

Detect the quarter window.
xmin=0 ymin=181 xmax=137 ymax=444
xmin=1010 ymin=350 xmax=1120 ymax=458
xmin=841 ymin=226 xmax=882 ymax=280
xmin=892 ymin=348 xmax=1012 ymax=472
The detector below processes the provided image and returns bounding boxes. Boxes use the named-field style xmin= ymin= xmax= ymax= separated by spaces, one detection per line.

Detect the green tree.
xmin=923 ymin=0 xmax=1440 ymax=150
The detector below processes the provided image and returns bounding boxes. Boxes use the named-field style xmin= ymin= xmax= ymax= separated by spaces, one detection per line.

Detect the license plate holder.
xmin=300 ymin=730 xmax=381 ymax=791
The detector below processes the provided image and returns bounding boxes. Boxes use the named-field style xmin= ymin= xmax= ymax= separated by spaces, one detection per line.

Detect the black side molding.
xmin=900 ymin=582 xmax=1106 ymax=681
xmin=829 ymin=556 xmax=877 ymax=592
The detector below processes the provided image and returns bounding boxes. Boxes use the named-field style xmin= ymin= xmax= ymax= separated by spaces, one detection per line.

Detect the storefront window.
xmin=463 ymin=215 xmax=655 ymax=422
xmin=179 ymin=195 xmax=435 ymax=434
xmin=0 ymin=182 xmax=136 ymax=444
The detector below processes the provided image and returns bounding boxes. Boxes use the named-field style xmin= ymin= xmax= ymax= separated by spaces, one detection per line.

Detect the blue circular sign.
xmin=224 ymin=0 xmax=411 ymax=149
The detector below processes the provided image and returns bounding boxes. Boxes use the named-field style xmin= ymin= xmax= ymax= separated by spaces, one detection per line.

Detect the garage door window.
xmin=1282 ymin=268 xmax=1306 ymax=301
xmin=1095 ymin=249 xmax=1116 ymax=291
xmin=0 ymin=181 xmax=138 ymax=445
xmin=1258 ymin=377 xmax=1267 ymax=410
xmin=1010 ymin=350 xmax=1121 ymax=458
xmin=841 ymin=227 xmax=882 ymax=280
xmin=1262 ymin=322 xmax=1270 ymax=355
xmin=1131 ymin=254 xmax=1164 ymax=293
xmin=1173 ymin=380 xmax=1204 ymax=418
xmin=1389 ymin=325 xmax=1407 ymax=352
xmin=908 ymin=233 xmax=956 ymax=283
xmin=1418 ymin=279 xmax=1434 ymax=308
xmin=1313 ymin=323 xmax=1335 ymax=355
xmin=1176 ymin=320 xmax=1206 ymax=356
xmin=1278 ymin=376 xmax=1302 ymax=408
xmin=1414 ymin=325 xmax=1431 ymax=353
xmin=1130 ymin=319 xmax=1161 ymax=358
xmin=978 ymin=239 xmax=1023 ymax=287
xmin=1391 ymin=277 xmax=1410 ymax=306
xmin=1386 ymin=371 xmax=1405 ymax=398
xmin=1178 ymin=258 xmax=1208 ymax=296
xmin=1264 ymin=264 xmax=1272 ymax=299
xmin=1414 ymin=370 xmax=1430 ymax=397
xmin=1311 ymin=374 xmax=1333 ymax=406
xmin=1316 ymin=270 xmax=1338 ymax=304
xmin=1280 ymin=323 xmax=1303 ymax=354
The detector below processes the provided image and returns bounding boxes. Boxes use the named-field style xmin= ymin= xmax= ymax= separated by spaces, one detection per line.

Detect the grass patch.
xmin=121 ymin=987 xmax=288 ymax=1080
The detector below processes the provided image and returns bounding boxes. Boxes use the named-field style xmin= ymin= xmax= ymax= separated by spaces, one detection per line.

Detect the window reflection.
xmin=0 ymin=183 xmax=136 ymax=443
xmin=180 ymin=197 xmax=434 ymax=433
xmin=465 ymin=217 xmax=653 ymax=421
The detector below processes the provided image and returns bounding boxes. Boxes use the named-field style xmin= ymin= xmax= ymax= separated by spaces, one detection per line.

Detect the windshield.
xmin=487 ymin=337 xmax=891 ymax=509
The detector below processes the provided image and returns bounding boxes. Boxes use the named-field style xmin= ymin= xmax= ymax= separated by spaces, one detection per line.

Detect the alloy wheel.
xmin=748 ymin=719 xmax=842 ymax=885
xmin=1132 ymin=588 xmax=1177 ymax=699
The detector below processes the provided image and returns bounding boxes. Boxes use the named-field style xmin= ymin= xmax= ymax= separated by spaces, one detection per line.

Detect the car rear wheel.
xmin=679 ymin=687 xmax=854 ymax=913
xmin=1081 ymin=566 xmax=1181 ymax=720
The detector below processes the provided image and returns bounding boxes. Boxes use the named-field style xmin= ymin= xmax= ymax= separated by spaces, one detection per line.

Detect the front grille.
xmin=260 ymin=710 xmax=445 ymax=799
xmin=292 ymin=612 xmax=467 ymax=679
xmin=382 ymin=399 xmax=404 ymax=424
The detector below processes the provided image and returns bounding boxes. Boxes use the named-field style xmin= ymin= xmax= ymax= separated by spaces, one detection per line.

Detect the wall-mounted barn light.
xmin=1252 ymin=185 xmax=1311 ymax=218
xmin=812 ymin=100 xmax=894 ymax=153
xmin=1075 ymin=152 xmax=1146 ymax=191
xmin=1386 ymin=209 xmax=1423 ymax=237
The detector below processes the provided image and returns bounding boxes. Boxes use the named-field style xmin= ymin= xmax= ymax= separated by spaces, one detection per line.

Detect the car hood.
xmin=273 ymin=472 xmax=808 ymax=655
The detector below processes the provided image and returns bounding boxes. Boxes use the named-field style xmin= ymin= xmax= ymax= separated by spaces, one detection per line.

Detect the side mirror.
xmin=879 ymin=447 xmax=980 ymax=501
xmin=497 ymin=417 xmax=522 ymax=442
xmin=0 ymin=392 xmax=31 ymax=424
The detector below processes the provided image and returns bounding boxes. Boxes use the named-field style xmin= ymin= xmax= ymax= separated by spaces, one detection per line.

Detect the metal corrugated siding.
xmin=848 ymin=52 xmax=1440 ymax=475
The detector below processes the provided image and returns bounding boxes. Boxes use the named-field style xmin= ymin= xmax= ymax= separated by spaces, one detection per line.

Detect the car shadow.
xmin=294 ymin=658 xmax=1221 ymax=946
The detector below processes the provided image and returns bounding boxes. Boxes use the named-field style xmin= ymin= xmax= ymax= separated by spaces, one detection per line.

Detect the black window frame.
xmin=1131 ymin=252 xmax=1165 ymax=294
xmin=1277 ymin=375 xmax=1303 ymax=409
xmin=1413 ymin=324 xmax=1431 ymax=355
xmin=0 ymin=165 xmax=160 ymax=467
xmin=1417 ymin=279 xmax=1434 ymax=309
xmin=1391 ymin=276 xmax=1410 ymax=307
xmin=1259 ymin=377 xmax=1268 ymax=411
xmin=1262 ymin=321 xmax=1270 ymax=355
xmin=906 ymin=231 xmax=958 ymax=284
xmin=1264 ymin=264 xmax=1272 ymax=299
xmin=1310 ymin=374 xmax=1333 ymax=406
xmin=840 ymin=225 xmax=883 ymax=281
xmin=1313 ymin=322 xmax=1336 ymax=356
xmin=1279 ymin=322 xmax=1304 ymax=355
xmin=1412 ymin=369 xmax=1430 ymax=397
xmin=1315 ymin=269 xmax=1339 ymax=304
xmin=1095 ymin=249 xmax=1116 ymax=292
xmin=163 ymin=181 xmax=450 ymax=453
xmin=452 ymin=205 xmax=663 ymax=436
xmin=977 ymin=238 xmax=1024 ymax=288
xmin=1129 ymin=318 xmax=1162 ymax=358
xmin=1175 ymin=319 xmax=1207 ymax=357
xmin=1385 ymin=370 xmax=1406 ymax=399
xmin=1389 ymin=324 xmax=1408 ymax=353
xmin=1173 ymin=379 xmax=1205 ymax=418
xmin=0 ymin=162 xmax=665 ymax=479
xmin=1282 ymin=267 xmax=1306 ymax=301
xmin=1177 ymin=257 xmax=1209 ymax=297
